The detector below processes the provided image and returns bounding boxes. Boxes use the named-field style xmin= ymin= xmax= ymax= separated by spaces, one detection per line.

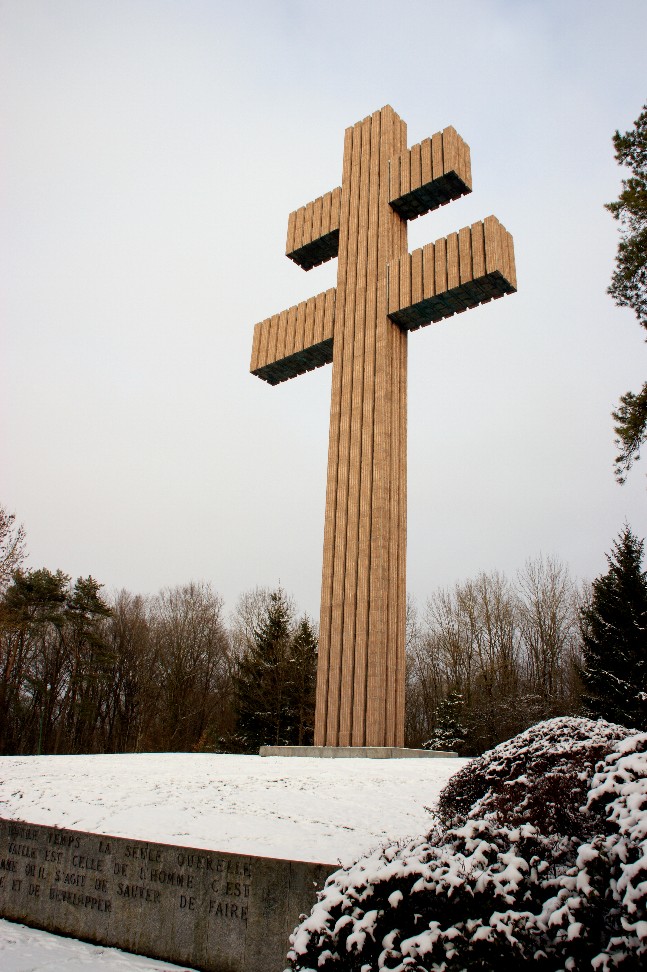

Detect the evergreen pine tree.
xmin=423 ymin=691 xmax=468 ymax=753
xmin=233 ymin=590 xmax=317 ymax=752
xmin=580 ymin=526 xmax=647 ymax=729
xmin=285 ymin=617 xmax=317 ymax=746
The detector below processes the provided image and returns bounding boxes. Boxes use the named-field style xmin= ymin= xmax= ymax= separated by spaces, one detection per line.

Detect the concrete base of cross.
xmin=258 ymin=745 xmax=458 ymax=758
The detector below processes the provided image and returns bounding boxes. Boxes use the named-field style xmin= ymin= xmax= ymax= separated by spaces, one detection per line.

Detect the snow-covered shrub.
xmin=287 ymin=718 xmax=646 ymax=972
xmin=437 ymin=716 xmax=633 ymax=838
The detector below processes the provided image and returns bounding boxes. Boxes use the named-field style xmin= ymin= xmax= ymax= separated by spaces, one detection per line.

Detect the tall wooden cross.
xmin=250 ymin=105 xmax=516 ymax=749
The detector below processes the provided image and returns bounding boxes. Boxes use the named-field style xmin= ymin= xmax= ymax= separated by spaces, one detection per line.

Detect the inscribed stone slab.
xmin=0 ymin=818 xmax=334 ymax=972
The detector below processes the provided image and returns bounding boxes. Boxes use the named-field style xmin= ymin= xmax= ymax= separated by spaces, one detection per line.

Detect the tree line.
xmin=1 ymin=505 xmax=645 ymax=756
xmin=0 ymin=509 xmax=318 ymax=757
xmin=406 ymin=557 xmax=585 ymax=754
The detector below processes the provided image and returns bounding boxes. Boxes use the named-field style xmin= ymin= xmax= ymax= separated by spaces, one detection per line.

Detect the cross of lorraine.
xmin=250 ymin=105 xmax=517 ymax=749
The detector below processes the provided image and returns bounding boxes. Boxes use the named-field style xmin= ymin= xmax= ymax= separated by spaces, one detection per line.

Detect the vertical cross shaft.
xmin=316 ymin=106 xmax=408 ymax=747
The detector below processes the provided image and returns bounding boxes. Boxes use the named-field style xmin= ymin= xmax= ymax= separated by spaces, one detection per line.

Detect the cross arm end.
xmin=388 ymin=216 xmax=516 ymax=331
xmin=286 ymin=187 xmax=342 ymax=271
xmin=390 ymin=126 xmax=472 ymax=221
xmin=250 ymin=288 xmax=336 ymax=384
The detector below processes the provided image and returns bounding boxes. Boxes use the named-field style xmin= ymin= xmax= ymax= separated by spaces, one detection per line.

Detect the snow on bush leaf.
xmin=287 ymin=718 xmax=646 ymax=972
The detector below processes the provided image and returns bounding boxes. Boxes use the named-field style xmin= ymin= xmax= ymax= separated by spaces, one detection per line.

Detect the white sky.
xmin=2 ymin=0 xmax=646 ymax=622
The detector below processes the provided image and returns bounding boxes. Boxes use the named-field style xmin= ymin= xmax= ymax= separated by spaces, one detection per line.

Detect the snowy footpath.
xmin=0 ymin=752 xmax=467 ymax=971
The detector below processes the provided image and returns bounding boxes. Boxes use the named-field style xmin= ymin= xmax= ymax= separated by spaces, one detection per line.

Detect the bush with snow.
xmin=287 ymin=717 xmax=647 ymax=971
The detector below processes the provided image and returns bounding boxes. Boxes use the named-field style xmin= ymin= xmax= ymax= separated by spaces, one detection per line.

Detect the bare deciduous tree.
xmin=0 ymin=505 xmax=27 ymax=593
xmin=406 ymin=559 xmax=584 ymax=754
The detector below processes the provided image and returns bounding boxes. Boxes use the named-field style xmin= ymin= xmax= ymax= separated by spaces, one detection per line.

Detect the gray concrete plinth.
xmin=258 ymin=745 xmax=458 ymax=758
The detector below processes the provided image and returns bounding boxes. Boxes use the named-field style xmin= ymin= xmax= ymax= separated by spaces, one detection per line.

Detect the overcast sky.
xmin=2 ymin=0 xmax=646 ymax=622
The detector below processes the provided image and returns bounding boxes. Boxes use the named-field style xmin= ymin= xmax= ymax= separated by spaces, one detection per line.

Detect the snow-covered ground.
xmin=0 ymin=918 xmax=199 ymax=971
xmin=0 ymin=752 xmax=466 ymax=972
xmin=0 ymin=752 xmax=467 ymax=865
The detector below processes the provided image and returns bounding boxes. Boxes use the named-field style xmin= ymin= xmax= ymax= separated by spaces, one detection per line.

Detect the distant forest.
xmin=1 ymin=505 xmax=644 ymax=756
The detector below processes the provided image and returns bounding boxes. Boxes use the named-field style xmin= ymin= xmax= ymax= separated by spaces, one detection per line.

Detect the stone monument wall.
xmin=0 ymin=818 xmax=334 ymax=972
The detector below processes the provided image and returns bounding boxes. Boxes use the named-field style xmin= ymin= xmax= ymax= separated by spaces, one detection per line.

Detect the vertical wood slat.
xmin=446 ymin=233 xmax=460 ymax=294
xmin=312 ymin=196 xmax=323 ymax=243
xmin=388 ymin=258 xmax=400 ymax=316
xmin=339 ymin=113 xmax=373 ymax=746
xmin=389 ymin=154 xmax=399 ymax=205
xmin=505 ymin=229 xmax=517 ymax=290
xmin=420 ymin=137 xmax=432 ymax=186
xmin=331 ymin=187 xmax=341 ymax=231
xmin=442 ymin=126 xmax=459 ymax=177
xmin=294 ymin=206 xmax=305 ymax=252
xmin=304 ymin=296 xmax=316 ymax=351
xmin=435 ymin=236 xmax=448 ymax=294
xmin=303 ymin=201 xmax=314 ymax=251
xmin=431 ymin=131 xmax=443 ymax=181
xmin=250 ymin=321 xmax=262 ymax=372
xmin=396 ymin=318 xmax=407 ymax=746
xmin=458 ymin=226 xmax=472 ymax=285
xmin=266 ymin=314 xmax=280 ymax=366
xmin=324 ymin=118 xmax=362 ymax=746
xmin=284 ymin=304 xmax=297 ymax=358
xmin=350 ymin=112 xmax=375 ymax=742
xmin=392 ymin=113 xmax=409 ymax=747
xmin=365 ymin=108 xmax=387 ymax=744
xmin=410 ymin=141 xmax=422 ymax=192
xmin=349 ymin=111 xmax=377 ymax=743
xmin=313 ymin=292 xmax=326 ymax=346
xmin=471 ymin=221 xmax=486 ymax=279
xmin=352 ymin=108 xmax=384 ymax=745
xmin=422 ymin=241 xmax=435 ymax=299
xmin=458 ymin=137 xmax=472 ymax=190
xmin=320 ymin=191 xmax=332 ymax=238
xmin=484 ymin=215 xmax=502 ymax=275
xmin=275 ymin=309 xmax=289 ymax=363
xmin=294 ymin=300 xmax=307 ymax=358
xmin=411 ymin=246 xmax=423 ymax=305
xmin=257 ymin=317 xmax=270 ymax=369
xmin=368 ymin=107 xmax=391 ymax=746
xmin=336 ymin=116 xmax=366 ymax=744
xmin=257 ymin=317 xmax=268 ymax=368
xmin=367 ymin=107 xmax=408 ymax=747
xmin=315 ymin=122 xmax=355 ymax=748
xmin=327 ymin=120 xmax=358 ymax=744
xmin=399 ymin=251 xmax=411 ymax=313
xmin=498 ymin=222 xmax=510 ymax=288
xmin=465 ymin=140 xmax=472 ymax=188
xmin=286 ymin=211 xmax=296 ymax=256
xmin=400 ymin=147 xmax=411 ymax=196
xmin=499 ymin=224 xmax=516 ymax=291
xmin=324 ymin=288 xmax=336 ymax=341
